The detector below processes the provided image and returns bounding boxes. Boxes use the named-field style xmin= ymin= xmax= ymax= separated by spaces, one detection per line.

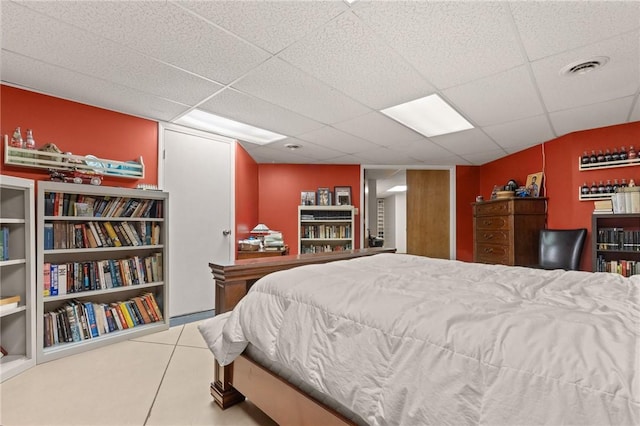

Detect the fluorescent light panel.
xmin=388 ymin=185 xmax=407 ymax=192
xmin=174 ymin=109 xmax=286 ymax=145
xmin=381 ymin=94 xmax=473 ymax=137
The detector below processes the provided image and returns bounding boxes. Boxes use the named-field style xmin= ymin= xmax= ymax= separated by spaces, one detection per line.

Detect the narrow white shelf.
xmin=0 ymin=259 xmax=27 ymax=267
xmin=578 ymin=156 xmax=640 ymax=171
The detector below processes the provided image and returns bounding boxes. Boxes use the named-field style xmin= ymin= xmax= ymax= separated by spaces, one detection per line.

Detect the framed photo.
xmin=525 ymin=172 xmax=544 ymax=197
xmin=301 ymin=191 xmax=316 ymax=206
xmin=334 ymin=186 xmax=352 ymax=206
xmin=317 ymin=187 xmax=331 ymax=206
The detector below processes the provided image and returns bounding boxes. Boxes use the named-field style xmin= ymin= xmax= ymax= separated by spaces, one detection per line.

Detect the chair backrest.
xmin=539 ymin=228 xmax=587 ymax=271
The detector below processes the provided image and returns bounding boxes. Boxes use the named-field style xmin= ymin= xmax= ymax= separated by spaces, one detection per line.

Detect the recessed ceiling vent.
xmin=560 ymin=56 xmax=609 ymax=76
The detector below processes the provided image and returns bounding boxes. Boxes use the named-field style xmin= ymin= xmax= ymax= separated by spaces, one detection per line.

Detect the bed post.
xmin=211 ymin=360 xmax=245 ymax=409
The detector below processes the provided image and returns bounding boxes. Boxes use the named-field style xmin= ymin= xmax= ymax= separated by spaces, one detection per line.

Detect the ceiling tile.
xmin=355 ymin=146 xmax=421 ymax=165
xmin=459 ymin=149 xmax=510 ymax=166
xmin=233 ymin=58 xmax=371 ymax=124
xmin=278 ymin=11 xmax=433 ymax=110
xmin=15 ymin=0 xmax=271 ymax=85
xmin=1 ymin=1 xmax=223 ymax=105
xmin=389 ymin=139 xmax=459 ymax=162
xmin=483 ymin=115 xmax=556 ymax=151
xmin=1 ymin=51 xmax=189 ymax=122
xmin=176 ymin=1 xmax=348 ymax=54
xmin=197 ymin=88 xmax=325 ymax=137
xmin=510 ymin=1 xmax=640 ymax=61
xmin=262 ymin=137 xmax=349 ymax=162
xmin=354 ymin=1 xmax=524 ymax=90
xmin=332 ymin=111 xmax=425 ymax=146
xmin=443 ymin=65 xmax=545 ymax=127
xmin=296 ymin=126 xmax=383 ymax=155
xmin=549 ymin=96 xmax=635 ymax=137
xmin=239 ymin=141 xmax=317 ymax=164
xmin=430 ymin=128 xmax=505 ymax=156
xmin=531 ymin=31 xmax=640 ymax=113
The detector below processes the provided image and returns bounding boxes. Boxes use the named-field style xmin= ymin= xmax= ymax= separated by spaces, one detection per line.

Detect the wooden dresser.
xmin=473 ymin=198 xmax=547 ymax=266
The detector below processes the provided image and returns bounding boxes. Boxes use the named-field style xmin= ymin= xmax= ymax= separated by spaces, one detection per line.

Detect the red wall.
xmin=455 ymin=166 xmax=481 ymax=262
xmin=0 ymin=85 xmax=158 ymax=188
xmin=257 ymin=164 xmax=361 ymax=255
xmin=458 ymin=121 xmax=640 ymax=270
xmin=235 ymin=144 xmax=259 ymax=245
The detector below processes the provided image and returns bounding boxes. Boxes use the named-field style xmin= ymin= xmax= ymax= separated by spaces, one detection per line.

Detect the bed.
xmin=199 ymin=253 xmax=640 ymax=425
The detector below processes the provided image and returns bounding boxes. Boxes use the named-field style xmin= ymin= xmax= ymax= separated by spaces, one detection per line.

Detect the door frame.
xmin=360 ymin=164 xmax=457 ymax=259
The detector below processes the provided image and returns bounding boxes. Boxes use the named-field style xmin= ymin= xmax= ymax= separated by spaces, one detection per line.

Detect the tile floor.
xmin=0 ymin=320 xmax=277 ymax=426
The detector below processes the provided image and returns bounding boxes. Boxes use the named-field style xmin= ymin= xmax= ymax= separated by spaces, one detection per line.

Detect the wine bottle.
xmin=597 ymin=150 xmax=605 ymax=162
xmin=628 ymin=145 xmax=636 ymax=159
xmin=581 ymin=151 xmax=590 ymax=165
xmin=589 ymin=150 xmax=597 ymax=163
xmin=620 ymin=146 xmax=628 ymax=161
xmin=604 ymin=149 xmax=612 ymax=162
xmin=581 ymin=182 xmax=590 ymax=195
xmin=590 ymin=181 xmax=598 ymax=194
xmin=612 ymin=148 xmax=620 ymax=161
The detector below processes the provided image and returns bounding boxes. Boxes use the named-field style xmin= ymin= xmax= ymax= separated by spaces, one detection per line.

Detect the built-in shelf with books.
xmin=298 ymin=205 xmax=354 ymax=254
xmin=0 ymin=175 xmax=36 ymax=382
xmin=36 ymin=181 xmax=169 ymax=363
xmin=592 ymin=213 xmax=640 ymax=276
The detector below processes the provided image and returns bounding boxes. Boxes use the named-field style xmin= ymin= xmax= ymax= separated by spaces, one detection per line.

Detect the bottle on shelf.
xmin=628 ymin=145 xmax=637 ymax=160
xmin=621 ymin=178 xmax=628 ymax=188
xmin=612 ymin=179 xmax=620 ymax=192
xmin=605 ymin=180 xmax=613 ymax=193
xmin=612 ymin=147 xmax=620 ymax=161
xmin=589 ymin=150 xmax=597 ymax=163
xmin=581 ymin=182 xmax=590 ymax=195
xmin=597 ymin=180 xmax=606 ymax=194
xmin=581 ymin=151 xmax=590 ymax=165
xmin=604 ymin=149 xmax=612 ymax=162
xmin=629 ymin=179 xmax=636 ymax=187
xmin=619 ymin=146 xmax=628 ymax=161
xmin=24 ymin=129 xmax=36 ymax=158
xmin=590 ymin=181 xmax=598 ymax=194
xmin=597 ymin=150 xmax=605 ymax=162
xmin=10 ymin=126 xmax=23 ymax=149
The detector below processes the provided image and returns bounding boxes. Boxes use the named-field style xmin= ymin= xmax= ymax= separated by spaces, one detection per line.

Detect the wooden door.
xmin=406 ymin=170 xmax=450 ymax=258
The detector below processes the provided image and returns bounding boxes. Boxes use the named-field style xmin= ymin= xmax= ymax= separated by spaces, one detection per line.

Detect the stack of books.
xmin=264 ymin=231 xmax=285 ymax=250
xmin=593 ymin=199 xmax=613 ymax=214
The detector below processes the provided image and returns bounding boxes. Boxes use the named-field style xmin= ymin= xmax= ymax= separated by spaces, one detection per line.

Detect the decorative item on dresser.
xmin=472 ymin=197 xmax=547 ymax=266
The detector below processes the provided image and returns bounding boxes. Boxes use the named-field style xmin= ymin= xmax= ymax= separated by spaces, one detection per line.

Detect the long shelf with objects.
xmin=0 ymin=175 xmax=36 ymax=382
xmin=36 ymin=181 xmax=169 ymax=363
xmin=4 ymin=139 xmax=144 ymax=179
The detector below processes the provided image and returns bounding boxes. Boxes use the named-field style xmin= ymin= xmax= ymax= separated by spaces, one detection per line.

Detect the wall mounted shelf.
xmin=4 ymin=139 xmax=144 ymax=179
xmin=578 ymin=156 xmax=640 ymax=171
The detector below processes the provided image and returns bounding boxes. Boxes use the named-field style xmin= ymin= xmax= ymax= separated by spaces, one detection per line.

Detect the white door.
xmin=159 ymin=123 xmax=234 ymax=317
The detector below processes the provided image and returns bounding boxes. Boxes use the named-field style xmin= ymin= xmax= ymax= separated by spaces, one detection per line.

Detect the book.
xmin=0 ymin=295 xmax=21 ymax=313
xmin=57 ymin=263 xmax=68 ymax=296
xmin=143 ymin=292 xmax=163 ymax=321
xmin=44 ymin=223 xmax=54 ymax=250
xmin=50 ymin=264 xmax=59 ymax=296
xmin=1 ymin=227 xmax=9 ymax=260
xmin=103 ymin=222 xmax=122 ymax=247
xmin=43 ymin=262 xmax=51 ymax=297
xmin=118 ymin=301 xmax=135 ymax=328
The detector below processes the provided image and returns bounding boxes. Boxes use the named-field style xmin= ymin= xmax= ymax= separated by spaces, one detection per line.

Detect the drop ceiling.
xmin=1 ymin=1 xmax=639 ymax=166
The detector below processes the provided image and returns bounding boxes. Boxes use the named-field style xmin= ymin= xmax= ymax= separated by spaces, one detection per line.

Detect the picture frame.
xmin=300 ymin=191 xmax=316 ymax=206
xmin=525 ymin=172 xmax=544 ymax=197
xmin=334 ymin=186 xmax=352 ymax=206
xmin=317 ymin=187 xmax=331 ymax=206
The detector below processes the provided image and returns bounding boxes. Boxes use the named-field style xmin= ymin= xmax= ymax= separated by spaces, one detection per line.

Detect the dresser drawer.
xmin=475 ymin=243 xmax=511 ymax=265
xmin=474 ymin=200 xmax=512 ymax=216
xmin=475 ymin=229 xmax=510 ymax=245
xmin=475 ymin=216 xmax=510 ymax=230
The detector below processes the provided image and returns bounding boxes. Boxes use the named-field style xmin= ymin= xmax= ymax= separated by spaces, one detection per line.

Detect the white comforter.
xmin=200 ymin=253 xmax=640 ymax=425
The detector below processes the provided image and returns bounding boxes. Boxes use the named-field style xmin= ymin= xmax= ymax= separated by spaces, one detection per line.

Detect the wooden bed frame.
xmin=208 ymin=248 xmax=395 ymax=425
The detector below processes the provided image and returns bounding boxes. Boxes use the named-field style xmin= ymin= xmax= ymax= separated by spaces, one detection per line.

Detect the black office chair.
xmin=534 ymin=228 xmax=587 ymax=271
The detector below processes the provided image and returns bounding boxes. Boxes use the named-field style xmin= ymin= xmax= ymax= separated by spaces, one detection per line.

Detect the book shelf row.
xmin=300 ymin=243 xmax=353 ymax=254
xmin=44 ymin=191 xmax=162 ymax=218
xmin=301 ymin=224 xmax=352 ymax=239
xmin=595 ymin=257 xmax=638 ymax=276
xmin=596 ymin=228 xmax=640 ymax=251
xmin=44 ymin=220 xmax=161 ymax=250
xmin=44 ymin=253 xmax=163 ymax=297
xmin=43 ymin=292 xmax=163 ymax=348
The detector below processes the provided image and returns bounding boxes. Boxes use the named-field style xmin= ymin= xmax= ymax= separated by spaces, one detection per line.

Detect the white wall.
xmin=393 ymin=193 xmax=407 ymax=253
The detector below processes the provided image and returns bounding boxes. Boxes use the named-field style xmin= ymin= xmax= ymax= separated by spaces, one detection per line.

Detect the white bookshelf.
xmin=298 ymin=205 xmax=355 ymax=254
xmin=36 ymin=181 xmax=169 ymax=363
xmin=0 ymin=175 xmax=36 ymax=382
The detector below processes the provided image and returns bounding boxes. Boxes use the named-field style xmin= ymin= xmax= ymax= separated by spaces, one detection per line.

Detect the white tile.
xmin=549 ymin=96 xmax=635 ymax=137
xmin=146 ymin=346 xmax=276 ymax=426
xmin=278 ymin=11 xmax=433 ymax=110
xmin=233 ymin=58 xmax=371 ymax=125
xmin=133 ymin=324 xmax=183 ymax=346
xmin=353 ymin=1 xmax=524 ymax=90
xmin=333 ymin=111 xmax=425 ymax=147
xmin=178 ymin=321 xmax=208 ymax=349
xmin=483 ymin=115 xmax=556 ymax=150
xmin=443 ymin=66 xmax=545 ymax=127
xmin=531 ymin=31 xmax=640 ymax=113
xmin=177 ymin=1 xmax=348 ymax=54
xmin=430 ymin=128 xmax=503 ymax=156
xmin=510 ymin=1 xmax=640 ymax=60
xmin=297 ymin=127 xmax=383 ymax=155
xmin=0 ymin=340 xmax=173 ymax=425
